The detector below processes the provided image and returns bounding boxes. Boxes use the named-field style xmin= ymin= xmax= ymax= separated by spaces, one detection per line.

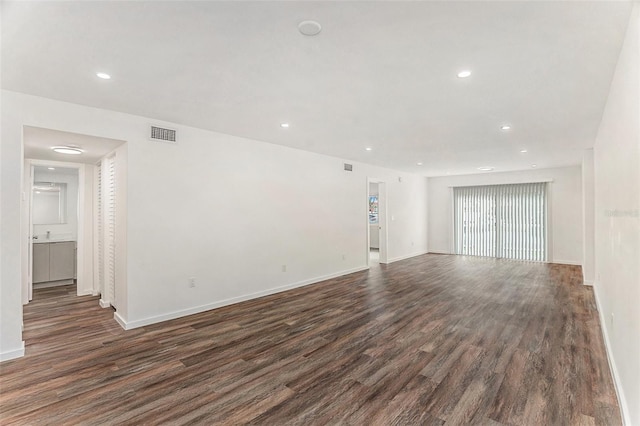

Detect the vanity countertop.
xmin=33 ymin=239 xmax=76 ymax=244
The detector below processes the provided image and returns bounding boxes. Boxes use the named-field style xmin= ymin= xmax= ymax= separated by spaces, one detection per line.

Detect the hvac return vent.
xmin=344 ymin=163 xmax=353 ymax=172
xmin=150 ymin=126 xmax=177 ymax=143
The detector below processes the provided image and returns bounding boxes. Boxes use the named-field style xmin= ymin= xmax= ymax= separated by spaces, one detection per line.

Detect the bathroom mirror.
xmin=33 ymin=182 xmax=67 ymax=224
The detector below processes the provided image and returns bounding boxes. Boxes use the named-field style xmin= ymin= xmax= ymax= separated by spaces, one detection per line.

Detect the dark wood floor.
xmin=0 ymin=254 xmax=621 ymax=425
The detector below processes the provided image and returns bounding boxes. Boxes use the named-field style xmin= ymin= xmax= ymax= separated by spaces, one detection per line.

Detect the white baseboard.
xmin=99 ymin=299 xmax=111 ymax=308
xmin=427 ymin=250 xmax=451 ymax=255
xmin=387 ymin=250 xmax=429 ymax=264
xmin=0 ymin=342 xmax=25 ymax=362
xmin=592 ymin=283 xmax=630 ymax=425
xmin=583 ymin=280 xmax=594 ymax=286
xmin=550 ymin=259 xmax=582 ymax=266
xmin=116 ymin=265 xmax=370 ymax=330
xmin=114 ymin=311 xmax=127 ymax=329
xmin=33 ymin=279 xmax=74 ymax=289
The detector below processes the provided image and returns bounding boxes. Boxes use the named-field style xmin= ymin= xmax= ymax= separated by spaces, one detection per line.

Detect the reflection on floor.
xmin=369 ymin=249 xmax=379 ymax=263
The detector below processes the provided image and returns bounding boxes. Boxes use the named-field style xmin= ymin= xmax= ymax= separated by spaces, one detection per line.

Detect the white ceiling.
xmin=2 ymin=1 xmax=632 ymax=176
xmin=24 ymin=126 xmax=126 ymax=164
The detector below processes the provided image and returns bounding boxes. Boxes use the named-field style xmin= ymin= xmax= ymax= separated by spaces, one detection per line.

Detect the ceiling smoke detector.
xmin=298 ymin=20 xmax=322 ymax=36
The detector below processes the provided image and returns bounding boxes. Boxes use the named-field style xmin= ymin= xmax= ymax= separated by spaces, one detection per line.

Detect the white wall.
xmin=32 ymin=168 xmax=79 ymax=241
xmin=582 ymin=149 xmax=595 ymax=285
xmin=427 ymin=166 xmax=583 ymax=265
xmin=0 ymin=90 xmax=428 ymax=355
xmin=593 ymin=4 xmax=640 ymax=424
xmin=1 ymin=95 xmax=25 ymax=361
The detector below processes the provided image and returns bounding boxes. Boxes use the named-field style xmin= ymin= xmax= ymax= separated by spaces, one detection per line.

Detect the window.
xmin=369 ymin=196 xmax=379 ymax=224
xmin=453 ymin=182 xmax=547 ymax=261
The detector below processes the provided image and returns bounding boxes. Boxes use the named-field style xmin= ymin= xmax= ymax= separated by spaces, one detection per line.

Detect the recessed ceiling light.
xmin=520 ymin=149 xmax=528 ymax=153
xmin=47 ymin=167 xmax=55 ymax=170
xmin=478 ymin=166 xmax=494 ymax=171
xmin=417 ymin=162 xmax=423 ymax=166
xmin=365 ymin=147 xmax=373 ymax=151
xmin=531 ymin=164 xmax=537 ymax=168
xmin=52 ymin=146 xmax=83 ymax=155
xmin=280 ymin=123 xmax=290 ymax=128
xmin=298 ymin=20 xmax=322 ymax=36
xmin=457 ymin=70 xmax=472 ymax=78
xmin=501 ymin=125 xmax=511 ymax=131
xmin=96 ymin=72 xmax=111 ymax=80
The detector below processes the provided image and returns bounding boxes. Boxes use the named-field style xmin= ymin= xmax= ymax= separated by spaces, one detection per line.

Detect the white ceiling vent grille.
xmin=150 ymin=126 xmax=177 ymax=143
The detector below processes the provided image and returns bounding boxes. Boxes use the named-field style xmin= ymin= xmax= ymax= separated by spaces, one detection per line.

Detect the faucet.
xmin=46 ymin=230 xmax=51 ymax=240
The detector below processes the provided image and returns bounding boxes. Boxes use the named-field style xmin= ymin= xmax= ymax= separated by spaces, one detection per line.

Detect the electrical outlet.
xmin=189 ymin=277 xmax=196 ymax=288
xmin=342 ymin=254 xmax=346 ymax=260
xmin=282 ymin=265 xmax=287 ymax=272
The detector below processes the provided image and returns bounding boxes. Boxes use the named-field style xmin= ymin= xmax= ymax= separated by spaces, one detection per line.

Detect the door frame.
xmin=367 ymin=178 xmax=388 ymax=265
xmin=24 ymin=159 xmax=88 ymax=302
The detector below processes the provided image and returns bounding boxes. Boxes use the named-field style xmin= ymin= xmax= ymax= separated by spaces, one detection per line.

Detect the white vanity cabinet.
xmin=33 ymin=241 xmax=76 ymax=284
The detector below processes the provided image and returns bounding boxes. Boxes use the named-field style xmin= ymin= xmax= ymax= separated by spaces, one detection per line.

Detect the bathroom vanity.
xmin=33 ymin=241 xmax=76 ymax=285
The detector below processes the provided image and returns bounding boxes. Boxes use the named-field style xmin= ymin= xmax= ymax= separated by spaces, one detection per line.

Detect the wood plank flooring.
xmin=0 ymin=254 xmax=622 ymax=425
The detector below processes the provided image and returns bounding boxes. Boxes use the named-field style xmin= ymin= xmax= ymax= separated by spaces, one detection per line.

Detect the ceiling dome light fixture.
xmin=500 ymin=125 xmax=511 ymax=131
xmin=478 ymin=166 xmax=494 ymax=171
xmin=298 ymin=20 xmax=322 ymax=36
xmin=96 ymin=72 xmax=111 ymax=80
xmin=52 ymin=146 xmax=83 ymax=155
xmin=457 ymin=70 xmax=472 ymax=78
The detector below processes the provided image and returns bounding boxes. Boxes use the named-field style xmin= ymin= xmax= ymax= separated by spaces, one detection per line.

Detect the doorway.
xmin=368 ymin=179 xmax=388 ymax=265
xmin=30 ymin=165 xmax=80 ymax=295
xmin=26 ymin=160 xmax=87 ymax=302
xmin=22 ymin=126 xmax=126 ymax=308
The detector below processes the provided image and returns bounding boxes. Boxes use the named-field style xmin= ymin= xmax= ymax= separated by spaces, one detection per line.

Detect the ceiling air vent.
xmin=344 ymin=163 xmax=353 ymax=172
xmin=150 ymin=126 xmax=177 ymax=143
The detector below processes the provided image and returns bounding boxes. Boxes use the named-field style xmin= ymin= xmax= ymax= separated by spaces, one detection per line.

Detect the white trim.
xmin=592 ymin=284 xmax=630 ymax=425
xmin=428 ymin=250 xmax=451 ymax=255
xmin=387 ymin=250 xmax=429 ymax=264
xmin=583 ymin=280 xmax=594 ymax=286
xmin=114 ymin=266 xmax=370 ymax=330
xmin=0 ymin=342 xmax=25 ymax=362
xmin=99 ymin=299 xmax=111 ymax=308
xmin=448 ymin=178 xmax=554 ymax=188
xmin=114 ymin=311 xmax=127 ymax=329
xmin=549 ymin=259 xmax=582 ymax=266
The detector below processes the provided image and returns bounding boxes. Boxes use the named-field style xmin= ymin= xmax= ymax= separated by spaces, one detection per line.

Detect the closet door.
xmin=96 ymin=155 xmax=117 ymax=308
xmin=104 ymin=155 xmax=116 ymax=308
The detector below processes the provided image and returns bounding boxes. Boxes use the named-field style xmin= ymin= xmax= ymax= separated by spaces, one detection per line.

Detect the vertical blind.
xmin=454 ymin=182 xmax=547 ymax=261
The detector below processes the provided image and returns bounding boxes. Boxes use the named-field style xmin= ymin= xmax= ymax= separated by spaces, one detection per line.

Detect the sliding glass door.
xmin=454 ymin=182 xmax=547 ymax=261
